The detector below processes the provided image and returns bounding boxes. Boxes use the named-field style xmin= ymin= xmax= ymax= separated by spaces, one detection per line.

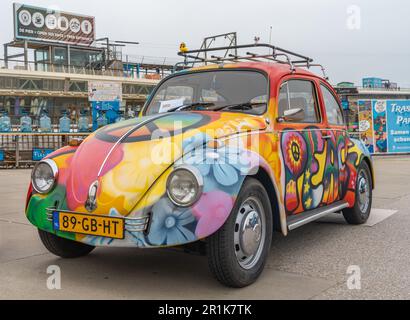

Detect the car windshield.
xmin=144 ymin=70 xmax=268 ymax=116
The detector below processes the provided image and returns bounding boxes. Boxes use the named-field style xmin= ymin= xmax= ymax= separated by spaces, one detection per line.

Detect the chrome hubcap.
xmin=357 ymin=169 xmax=370 ymax=214
xmin=234 ymin=197 xmax=266 ymax=270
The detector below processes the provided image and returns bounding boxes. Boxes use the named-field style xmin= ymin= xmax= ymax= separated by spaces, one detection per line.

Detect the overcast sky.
xmin=1 ymin=0 xmax=409 ymax=86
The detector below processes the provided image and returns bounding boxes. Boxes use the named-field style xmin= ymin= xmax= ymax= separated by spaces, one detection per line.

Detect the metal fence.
xmin=0 ymin=57 xmax=182 ymax=80
xmin=0 ymin=133 xmax=90 ymax=168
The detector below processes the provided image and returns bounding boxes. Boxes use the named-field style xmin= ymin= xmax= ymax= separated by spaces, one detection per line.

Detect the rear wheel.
xmin=343 ymin=161 xmax=372 ymax=225
xmin=207 ymin=178 xmax=273 ymax=288
xmin=38 ymin=229 xmax=95 ymax=259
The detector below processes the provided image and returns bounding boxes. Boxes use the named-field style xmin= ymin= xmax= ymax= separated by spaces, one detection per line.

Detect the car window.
xmin=278 ymin=80 xmax=320 ymax=123
xmin=321 ymin=84 xmax=345 ymax=125
xmin=148 ymin=86 xmax=194 ymax=114
xmin=145 ymin=70 xmax=268 ymax=115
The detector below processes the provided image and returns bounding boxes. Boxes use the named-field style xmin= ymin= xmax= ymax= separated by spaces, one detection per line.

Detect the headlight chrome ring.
xmin=31 ymin=159 xmax=59 ymax=194
xmin=166 ymin=165 xmax=203 ymax=207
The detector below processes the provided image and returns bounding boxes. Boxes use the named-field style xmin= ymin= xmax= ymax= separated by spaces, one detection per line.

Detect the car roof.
xmin=189 ymin=61 xmax=322 ymax=82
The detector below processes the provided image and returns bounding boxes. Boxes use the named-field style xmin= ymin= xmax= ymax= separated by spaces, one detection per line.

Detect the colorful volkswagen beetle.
xmin=25 ymin=44 xmax=374 ymax=288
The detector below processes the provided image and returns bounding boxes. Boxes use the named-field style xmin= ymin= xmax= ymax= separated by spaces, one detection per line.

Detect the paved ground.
xmin=0 ymin=157 xmax=409 ymax=300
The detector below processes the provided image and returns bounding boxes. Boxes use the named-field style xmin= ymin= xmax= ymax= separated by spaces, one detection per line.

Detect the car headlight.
xmin=31 ymin=159 xmax=58 ymax=194
xmin=166 ymin=166 xmax=203 ymax=207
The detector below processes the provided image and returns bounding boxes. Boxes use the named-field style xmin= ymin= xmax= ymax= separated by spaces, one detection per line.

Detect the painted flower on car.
xmin=181 ymin=145 xmax=251 ymax=189
xmin=192 ymin=191 xmax=234 ymax=239
xmin=282 ymin=131 xmax=307 ymax=177
xmin=147 ymin=198 xmax=196 ymax=246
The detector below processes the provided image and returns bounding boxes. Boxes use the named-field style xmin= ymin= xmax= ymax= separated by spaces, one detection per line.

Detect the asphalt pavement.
xmin=0 ymin=156 xmax=409 ymax=300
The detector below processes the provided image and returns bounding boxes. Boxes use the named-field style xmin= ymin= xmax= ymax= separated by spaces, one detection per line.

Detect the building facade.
xmin=336 ymin=85 xmax=410 ymax=155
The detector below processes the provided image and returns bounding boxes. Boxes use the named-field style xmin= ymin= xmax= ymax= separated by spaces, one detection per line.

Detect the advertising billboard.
xmin=14 ymin=3 xmax=95 ymax=45
xmin=385 ymin=100 xmax=410 ymax=153
xmin=358 ymin=100 xmax=410 ymax=154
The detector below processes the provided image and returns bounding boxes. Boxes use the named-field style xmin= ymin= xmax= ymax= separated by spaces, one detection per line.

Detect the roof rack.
xmin=177 ymin=43 xmax=327 ymax=78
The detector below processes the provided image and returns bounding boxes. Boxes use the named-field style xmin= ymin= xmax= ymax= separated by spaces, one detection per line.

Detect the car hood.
xmin=64 ymin=111 xmax=267 ymax=216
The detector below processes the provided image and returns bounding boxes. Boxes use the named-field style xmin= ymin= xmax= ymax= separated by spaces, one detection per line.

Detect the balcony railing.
xmin=0 ymin=57 xmax=179 ymax=80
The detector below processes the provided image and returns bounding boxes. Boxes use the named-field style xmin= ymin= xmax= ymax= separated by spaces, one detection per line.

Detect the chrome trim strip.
xmin=287 ymin=201 xmax=349 ymax=231
xmin=97 ymin=114 xmax=170 ymax=177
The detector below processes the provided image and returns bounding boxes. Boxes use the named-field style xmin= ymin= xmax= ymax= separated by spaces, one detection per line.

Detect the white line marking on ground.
xmin=316 ymin=209 xmax=399 ymax=227
xmin=363 ymin=209 xmax=398 ymax=227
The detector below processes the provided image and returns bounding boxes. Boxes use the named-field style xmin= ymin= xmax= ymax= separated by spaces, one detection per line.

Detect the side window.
xmin=321 ymin=84 xmax=345 ymax=125
xmin=278 ymin=80 xmax=320 ymax=123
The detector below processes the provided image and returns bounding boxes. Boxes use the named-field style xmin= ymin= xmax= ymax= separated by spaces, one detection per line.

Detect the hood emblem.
xmin=85 ymin=181 xmax=99 ymax=212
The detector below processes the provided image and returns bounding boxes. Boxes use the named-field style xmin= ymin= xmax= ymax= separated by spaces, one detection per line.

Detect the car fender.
xmin=343 ymin=137 xmax=375 ymax=207
xmin=128 ymin=132 xmax=287 ymax=247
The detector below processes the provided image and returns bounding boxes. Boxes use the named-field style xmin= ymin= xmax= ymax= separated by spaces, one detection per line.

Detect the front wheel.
xmin=38 ymin=229 xmax=95 ymax=259
xmin=207 ymin=178 xmax=273 ymax=288
xmin=343 ymin=161 xmax=373 ymax=225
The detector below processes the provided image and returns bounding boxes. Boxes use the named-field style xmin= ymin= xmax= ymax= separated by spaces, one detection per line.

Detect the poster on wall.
xmin=358 ymin=100 xmax=374 ymax=154
xmin=358 ymin=99 xmax=410 ymax=154
xmin=14 ymin=3 xmax=95 ymax=45
xmin=386 ymin=100 xmax=410 ymax=153
xmin=372 ymin=100 xmax=388 ymax=153
xmin=347 ymin=100 xmax=359 ymax=132
xmin=88 ymin=81 xmax=122 ymax=102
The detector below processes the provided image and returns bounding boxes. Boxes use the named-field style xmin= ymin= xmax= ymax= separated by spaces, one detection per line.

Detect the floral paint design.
xmin=26 ymin=112 xmax=265 ymax=248
xmin=281 ymin=128 xmax=368 ymax=216
xmin=147 ymin=199 xmax=196 ymax=246
xmin=283 ymin=132 xmax=307 ymax=177
xmin=25 ymin=107 xmax=370 ymax=247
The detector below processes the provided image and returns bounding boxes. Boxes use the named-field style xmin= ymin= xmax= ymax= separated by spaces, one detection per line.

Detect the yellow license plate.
xmin=53 ymin=212 xmax=125 ymax=240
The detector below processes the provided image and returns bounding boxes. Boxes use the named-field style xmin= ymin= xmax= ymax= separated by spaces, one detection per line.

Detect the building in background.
xmin=1 ymin=3 xmax=182 ymax=131
xmin=335 ymin=78 xmax=410 ymax=155
xmin=0 ymin=3 xmax=185 ymax=168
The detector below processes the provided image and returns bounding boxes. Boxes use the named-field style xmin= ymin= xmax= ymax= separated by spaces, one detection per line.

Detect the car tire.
xmin=38 ymin=229 xmax=95 ymax=259
xmin=207 ymin=178 xmax=273 ymax=288
xmin=343 ymin=161 xmax=373 ymax=225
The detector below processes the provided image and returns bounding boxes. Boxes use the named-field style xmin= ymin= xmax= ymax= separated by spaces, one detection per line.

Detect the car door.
xmin=319 ymin=83 xmax=349 ymax=202
xmin=277 ymin=77 xmax=331 ymax=216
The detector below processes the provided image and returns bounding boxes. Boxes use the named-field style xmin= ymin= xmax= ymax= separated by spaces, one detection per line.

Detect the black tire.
xmin=38 ymin=229 xmax=95 ymax=259
xmin=343 ymin=161 xmax=373 ymax=225
xmin=207 ymin=178 xmax=273 ymax=288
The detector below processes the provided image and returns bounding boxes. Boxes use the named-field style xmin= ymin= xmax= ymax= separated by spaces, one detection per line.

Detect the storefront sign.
xmin=358 ymin=99 xmax=410 ymax=154
xmin=334 ymin=87 xmax=359 ymax=95
xmin=88 ymin=82 xmax=122 ymax=102
xmin=32 ymin=148 xmax=54 ymax=161
xmin=14 ymin=3 xmax=95 ymax=45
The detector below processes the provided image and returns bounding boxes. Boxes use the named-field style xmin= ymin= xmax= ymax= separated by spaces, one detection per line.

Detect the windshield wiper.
xmin=215 ymin=102 xmax=267 ymax=112
xmin=166 ymin=102 xmax=215 ymax=113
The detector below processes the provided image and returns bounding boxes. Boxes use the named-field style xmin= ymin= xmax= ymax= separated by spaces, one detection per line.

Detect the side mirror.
xmin=277 ymin=108 xmax=305 ymax=123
